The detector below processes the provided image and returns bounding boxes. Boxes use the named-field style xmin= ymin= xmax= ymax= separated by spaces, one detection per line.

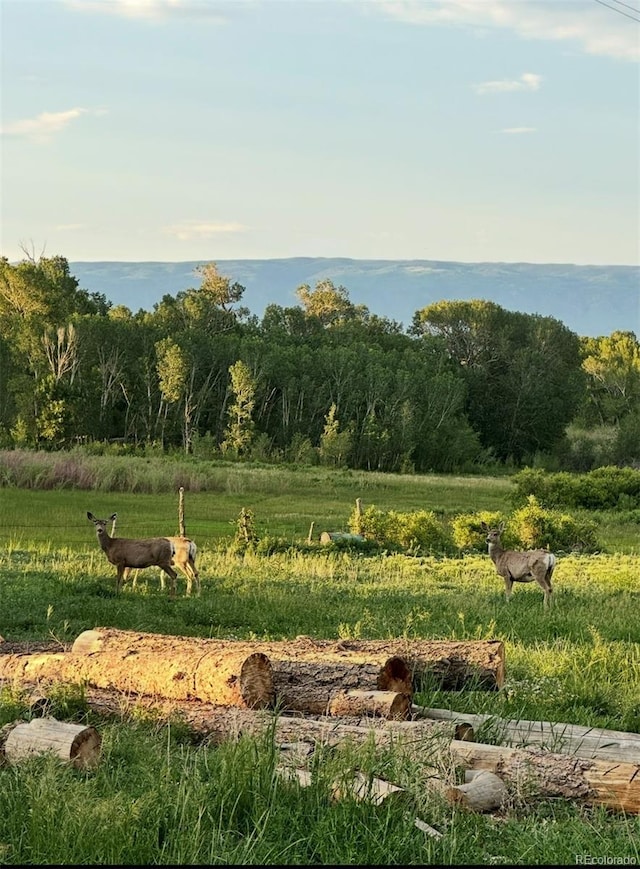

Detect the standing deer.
xmin=87 ymin=512 xmax=181 ymax=597
xmin=481 ymin=522 xmax=556 ymax=609
xmin=157 ymin=536 xmax=200 ymax=597
xmin=106 ymin=513 xmax=201 ymax=596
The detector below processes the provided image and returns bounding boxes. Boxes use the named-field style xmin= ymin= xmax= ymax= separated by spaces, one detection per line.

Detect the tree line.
xmin=1 ymin=253 xmax=638 ymax=473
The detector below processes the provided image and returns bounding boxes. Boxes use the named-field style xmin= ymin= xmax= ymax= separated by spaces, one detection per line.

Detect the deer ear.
xmin=87 ymin=512 xmax=94 ymax=521
xmin=498 ymin=521 xmax=506 ymax=532
xmin=480 ymin=522 xmax=488 ymax=531
xmin=109 ymin=513 xmax=117 ymax=521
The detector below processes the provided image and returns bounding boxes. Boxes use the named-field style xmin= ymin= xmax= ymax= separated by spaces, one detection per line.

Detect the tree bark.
xmin=60 ymin=685 xmax=476 ymax=748
xmin=415 ymin=706 xmax=640 ymax=764
xmin=0 ymin=645 xmax=274 ymax=709
xmin=327 ymin=689 xmax=411 ymax=720
xmin=72 ymin=628 xmax=504 ymax=693
xmin=451 ymin=738 xmax=640 ymax=814
xmin=0 ymin=718 xmax=101 ymax=769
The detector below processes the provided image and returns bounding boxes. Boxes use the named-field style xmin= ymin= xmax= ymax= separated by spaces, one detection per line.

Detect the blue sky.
xmin=1 ymin=0 xmax=639 ymax=265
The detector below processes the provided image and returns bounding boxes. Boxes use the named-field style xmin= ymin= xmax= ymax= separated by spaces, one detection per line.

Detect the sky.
xmin=1 ymin=0 xmax=639 ymax=266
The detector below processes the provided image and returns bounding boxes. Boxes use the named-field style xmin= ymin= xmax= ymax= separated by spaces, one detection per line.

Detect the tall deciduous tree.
xmin=221 ymin=360 xmax=256 ymax=457
xmin=579 ymin=331 xmax=640 ymax=426
xmin=412 ymin=300 xmax=585 ymax=462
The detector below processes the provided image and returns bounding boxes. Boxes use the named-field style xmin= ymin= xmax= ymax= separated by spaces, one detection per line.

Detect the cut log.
xmin=327 ymin=689 xmax=411 ymax=720
xmin=320 ymin=532 xmax=366 ymax=544
xmin=336 ymin=639 xmax=505 ymax=691
xmin=41 ymin=685 xmax=475 ymax=751
xmin=0 ymin=717 xmax=101 ymax=769
xmin=414 ymin=706 xmax=640 ymax=764
xmin=446 ymin=769 xmax=507 ymax=812
xmin=0 ymin=644 xmax=274 ymax=709
xmin=72 ymin=628 xmax=415 ymax=711
xmin=72 ymin=628 xmax=504 ymax=695
xmin=451 ymin=739 xmax=640 ymax=815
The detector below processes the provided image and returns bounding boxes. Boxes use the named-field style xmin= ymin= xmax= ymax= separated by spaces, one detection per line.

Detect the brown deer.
xmin=87 ymin=512 xmax=180 ymax=596
xmin=481 ymin=522 xmax=555 ymax=609
xmin=143 ymin=536 xmax=200 ymax=597
xmin=105 ymin=514 xmax=201 ymax=596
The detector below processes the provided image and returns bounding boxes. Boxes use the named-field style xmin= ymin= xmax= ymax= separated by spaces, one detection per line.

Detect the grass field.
xmin=0 ymin=459 xmax=639 ymax=865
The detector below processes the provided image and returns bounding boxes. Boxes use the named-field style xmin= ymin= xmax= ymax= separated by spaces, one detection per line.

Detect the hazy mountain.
xmin=70 ymin=257 xmax=640 ymax=338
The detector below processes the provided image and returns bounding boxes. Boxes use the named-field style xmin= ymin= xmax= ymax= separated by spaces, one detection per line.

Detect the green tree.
xmin=318 ymin=402 xmax=352 ymax=468
xmin=296 ymin=279 xmax=367 ymax=327
xmin=221 ymin=360 xmax=256 ymax=457
xmin=412 ymin=300 xmax=584 ymax=463
xmin=579 ymin=331 xmax=640 ymax=426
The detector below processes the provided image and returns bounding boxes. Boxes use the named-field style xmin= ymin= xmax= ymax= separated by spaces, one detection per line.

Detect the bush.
xmin=512 ymin=466 xmax=640 ymax=511
xmin=510 ymin=495 xmax=599 ymax=552
xmin=450 ymin=510 xmax=505 ymax=551
xmin=348 ymin=504 xmax=452 ymax=555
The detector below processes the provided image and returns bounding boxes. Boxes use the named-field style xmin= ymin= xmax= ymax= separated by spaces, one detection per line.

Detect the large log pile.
xmin=2 ymin=627 xmax=639 ymax=815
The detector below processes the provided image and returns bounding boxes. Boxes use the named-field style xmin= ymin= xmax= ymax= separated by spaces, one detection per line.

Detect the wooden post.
xmin=178 ymin=487 xmax=185 ymax=537
xmin=307 ymin=521 xmax=315 ymax=543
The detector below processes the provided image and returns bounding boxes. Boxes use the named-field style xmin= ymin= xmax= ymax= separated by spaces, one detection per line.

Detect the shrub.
xmin=348 ymin=504 xmax=452 ymax=554
xmin=451 ymin=510 xmax=505 ymax=551
xmin=512 ymin=466 xmax=640 ymax=511
xmin=510 ymin=495 xmax=599 ymax=552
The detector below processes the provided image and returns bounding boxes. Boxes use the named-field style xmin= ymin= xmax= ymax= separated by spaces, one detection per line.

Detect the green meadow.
xmin=0 ymin=458 xmax=639 ymax=865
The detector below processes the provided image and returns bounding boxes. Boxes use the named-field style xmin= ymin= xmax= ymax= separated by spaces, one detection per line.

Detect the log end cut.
xmin=239 ymin=652 xmax=276 ymax=709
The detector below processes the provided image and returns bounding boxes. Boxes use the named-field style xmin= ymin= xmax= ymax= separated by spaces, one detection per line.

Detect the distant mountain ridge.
xmin=69 ymin=257 xmax=640 ymax=339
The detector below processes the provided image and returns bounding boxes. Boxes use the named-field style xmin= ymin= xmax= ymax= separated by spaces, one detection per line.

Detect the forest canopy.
xmin=1 ymin=254 xmax=638 ymax=473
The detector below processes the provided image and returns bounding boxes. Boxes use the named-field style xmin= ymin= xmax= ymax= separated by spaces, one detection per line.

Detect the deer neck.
xmin=487 ymin=541 xmax=503 ymax=563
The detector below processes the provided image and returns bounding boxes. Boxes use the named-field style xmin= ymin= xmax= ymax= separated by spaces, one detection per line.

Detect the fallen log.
xmin=37 ymin=685 xmax=475 ymax=750
xmin=415 ymin=706 xmax=640 ymax=764
xmin=72 ymin=628 xmax=415 ymax=708
xmin=327 ymin=689 xmax=411 ymax=720
xmin=336 ymin=638 xmax=505 ymax=690
xmin=0 ymin=717 xmax=101 ymax=769
xmin=0 ymin=645 xmax=274 ymax=709
xmin=72 ymin=628 xmax=504 ymax=693
xmin=319 ymin=532 xmax=366 ymax=544
xmin=451 ymin=738 xmax=640 ymax=815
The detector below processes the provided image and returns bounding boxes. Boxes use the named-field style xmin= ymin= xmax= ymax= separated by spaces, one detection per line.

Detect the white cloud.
xmin=65 ymin=0 xmax=230 ymax=22
xmin=0 ymin=108 xmax=98 ymax=143
xmin=500 ymin=126 xmax=537 ymax=134
xmin=474 ymin=72 xmax=542 ymax=94
xmin=164 ymin=221 xmax=247 ymax=241
xmin=377 ymin=0 xmax=640 ymax=62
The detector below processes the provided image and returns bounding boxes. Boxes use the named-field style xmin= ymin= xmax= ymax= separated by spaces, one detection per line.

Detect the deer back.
xmin=106 ymin=536 xmax=175 ymax=569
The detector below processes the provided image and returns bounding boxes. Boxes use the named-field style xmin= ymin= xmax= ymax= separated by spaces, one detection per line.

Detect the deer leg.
xmin=503 ymin=575 xmax=513 ymax=602
xmin=116 ymin=566 xmax=126 ymax=594
xmin=161 ymin=566 xmax=178 ymax=598
xmin=121 ymin=566 xmax=135 ymax=588
xmin=534 ymin=570 xmax=553 ymax=610
xmin=185 ymin=563 xmax=200 ymax=597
